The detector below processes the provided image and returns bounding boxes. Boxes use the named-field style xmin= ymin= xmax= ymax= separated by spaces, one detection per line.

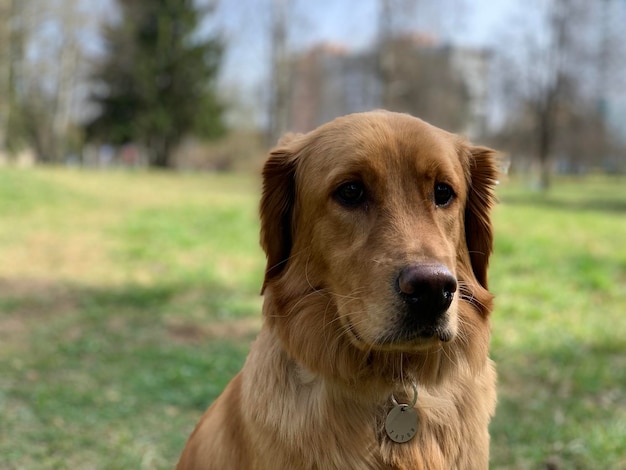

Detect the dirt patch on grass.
xmin=0 ymin=278 xmax=80 ymax=315
xmin=166 ymin=317 xmax=262 ymax=344
xmin=0 ymin=231 xmax=118 ymax=284
xmin=0 ymin=278 xmax=81 ymax=351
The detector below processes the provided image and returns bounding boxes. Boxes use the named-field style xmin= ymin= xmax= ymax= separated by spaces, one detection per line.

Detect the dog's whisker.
xmin=438 ymin=343 xmax=459 ymax=370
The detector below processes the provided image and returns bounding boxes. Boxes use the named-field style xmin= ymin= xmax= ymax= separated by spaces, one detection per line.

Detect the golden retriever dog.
xmin=177 ymin=111 xmax=499 ymax=470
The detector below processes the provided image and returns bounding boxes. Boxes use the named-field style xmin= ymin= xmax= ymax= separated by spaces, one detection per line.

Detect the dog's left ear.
xmin=464 ymin=145 xmax=499 ymax=289
xmin=259 ymin=136 xmax=301 ymax=293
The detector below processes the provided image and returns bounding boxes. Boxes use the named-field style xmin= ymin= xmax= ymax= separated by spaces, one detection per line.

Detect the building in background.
xmin=448 ymin=46 xmax=490 ymax=139
xmin=287 ymin=44 xmax=381 ymax=134
xmin=286 ymin=36 xmax=491 ymax=140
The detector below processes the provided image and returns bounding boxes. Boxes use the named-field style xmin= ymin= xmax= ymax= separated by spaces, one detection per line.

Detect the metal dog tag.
xmin=385 ymin=404 xmax=418 ymax=443
xmin=385 ymin=383 xmax=418 ymax=443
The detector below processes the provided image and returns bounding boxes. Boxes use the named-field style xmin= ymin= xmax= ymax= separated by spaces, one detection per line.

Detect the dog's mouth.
xmin=345 ymin=316 xmax=455 ymax=352
xmin=376 ymin=322 xmax=455 ymax=350
xmin=382 ymin=323 xmax=455 ymax=344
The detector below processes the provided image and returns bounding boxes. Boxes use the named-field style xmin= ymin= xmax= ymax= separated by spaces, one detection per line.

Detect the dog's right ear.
xmin=259 ymin=136 xmax=301 ymax=293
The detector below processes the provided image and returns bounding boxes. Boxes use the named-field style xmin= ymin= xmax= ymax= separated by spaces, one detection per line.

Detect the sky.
xmin=53 ymin=0 xmax=525 ymax=128
xmin=214 ymin=0 xmax=521 ymax=85
xmin=209 ymin=0 xmax=524 ymax=125
xmin=79 ymin=0 xmax=625 ymax=129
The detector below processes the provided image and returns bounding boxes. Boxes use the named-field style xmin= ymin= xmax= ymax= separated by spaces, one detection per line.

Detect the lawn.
xmin=0 ymin=168 xmax=624 ymax=469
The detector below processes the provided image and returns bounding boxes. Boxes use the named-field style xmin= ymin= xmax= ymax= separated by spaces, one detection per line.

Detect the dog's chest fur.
xmin=240 ymin=329 xmax=496 ymax=470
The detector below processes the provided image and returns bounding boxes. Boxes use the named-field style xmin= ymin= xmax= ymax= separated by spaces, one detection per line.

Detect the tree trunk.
xmin=149 ymin=136 xmax=172 ymax=168
xmin=0 ymin=0 xmax=14 ymax=153
xmin=267 ymin=0 xmax=289 ymax=146
xmin=537 ymin=111 xmax=552 ymax=191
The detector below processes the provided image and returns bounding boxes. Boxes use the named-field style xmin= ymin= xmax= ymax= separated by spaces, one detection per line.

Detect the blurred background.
xmin=1 ymin=0 xmax=625 ymax=181
xmin=1 ymin=1 xmax=625 ymax=469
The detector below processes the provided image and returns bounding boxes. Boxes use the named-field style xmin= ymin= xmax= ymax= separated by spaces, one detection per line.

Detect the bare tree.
xmin=377 ymin=0 xmax=425 ymax=110
xmin=20 ymin=0 xmax=87 ymax=163
xmin=493 ymin=0 xmax=625 ymax=186
xmin=0 ymin=0 xmax=107 ymax=163
xmin=594 ymin=0 xmax=626 ymax=172
xmin=267 ymin=0 xmax=290 ymax=146
xmin=376 ymin=0 xmax=473 ymax=132
xmin=0 ymin=0 xmax=27 ymax=157
xmin=0 ymin=0 xmax=10 ymax=155
xmin=537 ymin=0 xmax=592 ymax=186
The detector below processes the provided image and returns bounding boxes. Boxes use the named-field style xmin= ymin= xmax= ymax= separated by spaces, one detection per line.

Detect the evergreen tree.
xmin=88 ymin=0 xmax=224 ymax=167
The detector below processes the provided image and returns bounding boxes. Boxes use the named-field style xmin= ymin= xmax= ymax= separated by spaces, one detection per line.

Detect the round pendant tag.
xmin=385 ymin=405 xmax=418 ymax=443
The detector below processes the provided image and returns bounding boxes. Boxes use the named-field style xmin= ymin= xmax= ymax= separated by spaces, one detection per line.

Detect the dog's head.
xmin=260 ymin=111 xmax=498 ymax=386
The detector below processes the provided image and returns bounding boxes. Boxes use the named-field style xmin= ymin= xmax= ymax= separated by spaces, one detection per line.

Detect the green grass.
xmin=489 ymin=177 xmax=626 ymax=468
xmin=0 ymin=169 xmax=262 ymax=468
xmin=0 ymin=168 xmax=625 ymax=468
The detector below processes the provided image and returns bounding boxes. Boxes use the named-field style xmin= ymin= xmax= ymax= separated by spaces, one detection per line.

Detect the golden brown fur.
xmin=177 ymin=111 xmax=499 ymax=470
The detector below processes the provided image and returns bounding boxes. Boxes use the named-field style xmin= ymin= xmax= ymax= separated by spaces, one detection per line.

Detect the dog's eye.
xmin=334 ymin=181 xmax=366 ymax=207
xmin=434 ymin=183 xmax=455 ymax=207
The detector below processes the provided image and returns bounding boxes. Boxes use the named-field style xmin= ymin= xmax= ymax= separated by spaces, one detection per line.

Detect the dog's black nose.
xmin=397 ymin=264 xmax=457 ymax=317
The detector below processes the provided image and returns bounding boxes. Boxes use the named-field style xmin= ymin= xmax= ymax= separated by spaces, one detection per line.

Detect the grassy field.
xmin=0 ymin=168 xmax=624 ymax=469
